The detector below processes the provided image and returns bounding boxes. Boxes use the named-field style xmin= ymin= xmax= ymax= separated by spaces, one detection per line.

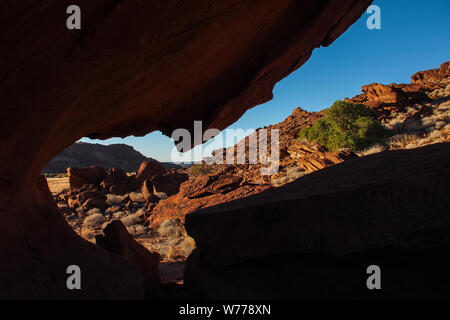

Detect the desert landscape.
xmin=44 ymin=61 xmax=450 ymax=295
xmin=1 ymin=0 xmax=449 ymax=302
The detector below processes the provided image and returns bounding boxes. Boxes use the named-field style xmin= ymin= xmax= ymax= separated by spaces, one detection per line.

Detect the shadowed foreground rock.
xmin=96 ymin=221 xmax=161 ymax=296
xmin=0 ymin=0 xmax=372 ymax=298
xmin=184 ymin=143 xmax=450 ymax=299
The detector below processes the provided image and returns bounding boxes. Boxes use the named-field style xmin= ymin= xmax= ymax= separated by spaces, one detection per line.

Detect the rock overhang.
xmin=0 ymin=0 xmax=374 ymax=298
xmin=1 ymin=0 xmax=373 ymax=180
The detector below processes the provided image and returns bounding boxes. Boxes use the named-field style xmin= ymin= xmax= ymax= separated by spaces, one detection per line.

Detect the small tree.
xmin=190 ymin=163 xmax=212 ymax=176
xmin=298 ymin=100 xmax=392 ymax=152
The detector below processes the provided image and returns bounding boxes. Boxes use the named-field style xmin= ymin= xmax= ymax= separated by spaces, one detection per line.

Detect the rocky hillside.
xmin=346 ymin=61 xmax=450 ymax=150
xmin=43 ymin=142 xmax=181 ymax=174
xmin=149 ymin=61 xmax=450 ymax=226
xmin=53 ymin=61 xmax=450 ymax=235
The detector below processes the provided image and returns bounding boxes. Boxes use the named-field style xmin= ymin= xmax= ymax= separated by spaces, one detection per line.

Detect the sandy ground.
xmin=47 ymin=177 xmax=70 ymax=195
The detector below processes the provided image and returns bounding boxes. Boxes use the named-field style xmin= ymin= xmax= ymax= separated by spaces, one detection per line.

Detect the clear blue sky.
xmin=81 ymin=0 xmax=450 ymax=162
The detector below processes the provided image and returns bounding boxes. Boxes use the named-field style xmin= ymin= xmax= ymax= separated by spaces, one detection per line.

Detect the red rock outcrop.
xmin=346 ymin=61 xmax=449 ymax=122
xmin=148 ymin=178 xmax=270 ymax=228
xmin=411 ymin=61 xmax=450 ymax=91
xmin=184 ymin=143 xmax=450 ymax=299
xmin=0 ymin=0 xmax=372 ymax=298
xmin=142 ymin=179 xmax=160 ymax=204
xmin=288 ymin=140 xmax=358 ymax=173
xmin=136 ymin=161 xmax=167 ymax=184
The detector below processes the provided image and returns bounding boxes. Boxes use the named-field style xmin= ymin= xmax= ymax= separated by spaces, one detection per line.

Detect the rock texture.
xmin=184 ymin=143 xmax=450 ymax=298
xmin=288 ymin=141 xmax=357 ymax=173
xmin=0 ymin=0 xmax=372 ymax=298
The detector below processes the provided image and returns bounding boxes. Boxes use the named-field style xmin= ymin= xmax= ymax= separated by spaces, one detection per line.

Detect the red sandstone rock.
xmin=78 ymin=190 xmax=106 ymax=204
xmin=148 ymin=183 xmax=270 ymax=228
xmin=150 ymin=170 xmax=189 ymax=196
xmin=67 ymin=166 xmax=107 ymax=190
xmin=346 ymin=62 xmax=449 ymax=121
xmin=136 ymin=161 xmax=166 ymax=184
xmin=99 ymin=168 xmax=134 ymax=195
xmin=82 ymin=197 xmax=108 ymax=211
xmin=287 ymin=140 xmax=358 ymax=173
xmin=100 ymin=168 xmax=128 ymax=189
xmin=142 ymin=179 xmax=159 ymax=204
xmin=108 ymin=184 xmax=129 ymax=195
xmin=181 ymin=175 xmax=243 ymax=199
xmin=411 ymin=61 xmax=450 ymax=91
xmin=96 ymin=221 xmax=161 ymax=295
xmin=67 ymin=186 xmax=107 ymax=209
xmin=0 ymin=0 xmax=372 ymax=298
xmin=67 ymin=195 xmax=80 ymax=209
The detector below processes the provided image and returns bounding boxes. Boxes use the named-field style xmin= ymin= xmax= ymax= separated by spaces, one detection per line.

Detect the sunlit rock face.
xmin=0 ymin=0 xmax=372 ymax=298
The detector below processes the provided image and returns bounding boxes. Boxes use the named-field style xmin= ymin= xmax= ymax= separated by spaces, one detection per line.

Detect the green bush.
xmin=191 ymin=163 xmax=212 ymax=176
xmin=298 ymin=100 xmax=393 ymax=152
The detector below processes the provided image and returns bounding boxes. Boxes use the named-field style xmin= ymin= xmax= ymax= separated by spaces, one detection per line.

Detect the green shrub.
xmin=298 ymin=100 xmax=393 ymax=152
xmin=191 ymin=163 xmax=212 ymax=176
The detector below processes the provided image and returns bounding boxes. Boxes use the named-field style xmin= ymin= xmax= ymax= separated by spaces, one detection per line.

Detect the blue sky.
xmin=81 ymin=0 xmax=450 ymax=162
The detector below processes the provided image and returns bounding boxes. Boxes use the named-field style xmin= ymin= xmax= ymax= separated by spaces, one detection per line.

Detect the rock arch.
xmin=0 ymin=0 xmax=372 ymax=298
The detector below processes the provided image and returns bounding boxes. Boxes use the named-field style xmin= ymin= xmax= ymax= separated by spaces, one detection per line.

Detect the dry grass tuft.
xmin=106 ymin=194 xmax=127 ymax=206
xmin=83 ymin=213 xmax=105 ymax=227
xmin=157 ymin=219 xmax=196 ymax=261
xmin=358 ymin=144 xmax=386 ymax=157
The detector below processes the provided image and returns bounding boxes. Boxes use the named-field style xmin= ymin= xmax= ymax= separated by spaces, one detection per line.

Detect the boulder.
xmin=82 ymin=197 xmax=108 ymax=211
xmin=100 ymin=168 xmax=132 ymax=195
xmin=100 ymin=168 xmax=128 ymax=189
xmin=142 ymin=179 xmax=160 ymax=204
xmin=150 ymin=171 xmax=189 ymax=196
xmin=96 ymin=221 xmax=162 ymax=296
xmin=136 ymin=160 xmax=166 ymax=184
xmin=67 ymin=166 xmax=107 ymax=189
xmin=67 ymin=188 xmax=106 ymax=209
xmin=109 ymin=184 xmax=130 ymax=195
xmin=78 ymin=190 xmax=106 ymax=204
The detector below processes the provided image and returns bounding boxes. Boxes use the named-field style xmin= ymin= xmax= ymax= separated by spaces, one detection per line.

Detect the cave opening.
xmin=6 ymin=0 xmax=425 ymax=299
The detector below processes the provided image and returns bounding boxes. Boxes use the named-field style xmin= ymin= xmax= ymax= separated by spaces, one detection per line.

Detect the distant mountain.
xmin=42 ymin=142 xmax=181 ymax=173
